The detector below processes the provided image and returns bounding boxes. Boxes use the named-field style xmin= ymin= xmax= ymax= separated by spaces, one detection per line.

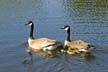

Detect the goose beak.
xmin=60 ymin=28 xmax=64 ymax=29
xmin=25 ymin=23 xmax=28 ymax=25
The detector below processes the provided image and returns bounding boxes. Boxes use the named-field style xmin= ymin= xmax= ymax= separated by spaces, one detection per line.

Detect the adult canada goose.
xmin=61 ymin=25 xmax=95 ymax=54
xmin=25 ymin=21 xmax=63 ymax=54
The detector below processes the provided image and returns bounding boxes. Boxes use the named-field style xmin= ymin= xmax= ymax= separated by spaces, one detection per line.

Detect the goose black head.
xmin=25 ymin=21 xmax=33 ymax=26
xmin=61 ymin=25 xmax=70 ymax=31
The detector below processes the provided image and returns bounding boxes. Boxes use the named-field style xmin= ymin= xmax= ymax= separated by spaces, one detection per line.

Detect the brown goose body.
xmin=28 ymin=38 xmax=62 ymax=52
xmin=65 ymin=40 xmax=93 ymax=53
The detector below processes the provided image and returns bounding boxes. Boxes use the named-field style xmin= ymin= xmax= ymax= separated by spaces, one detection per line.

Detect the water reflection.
xmin=23 ymin=46 xmax=62 ymax=65
xmin=23 ymin=46 xmax=96 ymax=66
xmin=69 ymin=52 xmax=96 ymax=62
xmin=83 ymin=53 xmax=96 ymax=63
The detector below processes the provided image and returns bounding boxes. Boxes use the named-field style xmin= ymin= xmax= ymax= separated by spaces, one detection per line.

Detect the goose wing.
xmin=68 ymin=40 xmax=89 ymax=49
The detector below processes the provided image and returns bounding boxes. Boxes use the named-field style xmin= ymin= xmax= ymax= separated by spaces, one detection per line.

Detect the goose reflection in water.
xmin=23 ymin=47 xmax=62 ymax=65
xmin=23 ymin=48 xmax=96 ymax=65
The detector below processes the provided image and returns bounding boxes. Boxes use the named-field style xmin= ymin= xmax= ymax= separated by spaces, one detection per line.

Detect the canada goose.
xmin=25 ymin=21 xmax=63 ymax=54
xmin=61 ymin=25 xmax=95 ymax=54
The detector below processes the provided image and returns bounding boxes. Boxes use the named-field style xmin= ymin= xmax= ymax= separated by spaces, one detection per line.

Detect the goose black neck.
xmin=30 ymin=24 xmax=34 ymax=39
xmin=66 ymin=29 xmax=71 ymax=41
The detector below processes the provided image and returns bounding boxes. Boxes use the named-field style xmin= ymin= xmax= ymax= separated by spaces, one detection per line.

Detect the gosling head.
xmin=61 ymin=25 xmax=70 ymax=31
xmin=25 ymin=21 xmax=33 ymax=26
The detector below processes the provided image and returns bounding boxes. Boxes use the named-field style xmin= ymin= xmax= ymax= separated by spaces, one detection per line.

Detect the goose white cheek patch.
xmin=29 ymin=23 xmax=32 ymax=26
xmin=64 ymin=27 xmax=69 ymax=31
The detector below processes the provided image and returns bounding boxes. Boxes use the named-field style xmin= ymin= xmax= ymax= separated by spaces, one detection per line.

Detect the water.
xmin=0 ymin=0 xmax=108 ymax=72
